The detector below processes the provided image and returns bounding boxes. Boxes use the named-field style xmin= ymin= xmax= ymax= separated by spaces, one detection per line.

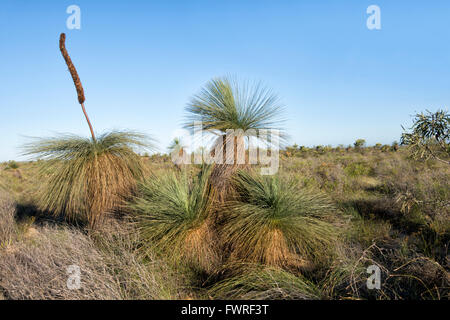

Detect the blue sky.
xmin=1 ymin=0 xmax=449 ymax=161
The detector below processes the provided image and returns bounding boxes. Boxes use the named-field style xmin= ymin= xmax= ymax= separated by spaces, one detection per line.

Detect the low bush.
xmin=23 ymin=131 xmax=151 ymax=228
xmin=221 ymin=170 xmax=338 ymax=270
xmin=129 ymin=166 xmax=220 ymax=273
xmin=208 ymin=265 xmax=322 ymax=300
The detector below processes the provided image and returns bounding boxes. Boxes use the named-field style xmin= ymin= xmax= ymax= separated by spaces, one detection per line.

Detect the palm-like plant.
xmin=184 ymin=76 xmax=285 ymax=199
xmin=221 ymin=170 xmax=338 ymax=270
xmin=23 ymin=33 xmax=154 ymax=228
xmin=24 ymin=131 xmax=151 ymax=227
xmin=168 ymin=137 xmax=188 ymax=170
xmin=401 ymin=109 xmax=450 ymax=164
xmin=129 ymin=167 xmax=220 ymax=272
xmin=168 ymin=137 xmax=185 ymax=153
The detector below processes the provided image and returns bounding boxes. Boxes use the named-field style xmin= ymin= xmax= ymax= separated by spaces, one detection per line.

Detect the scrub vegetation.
xmin=0 ymin=34 xmax=448 ymax=300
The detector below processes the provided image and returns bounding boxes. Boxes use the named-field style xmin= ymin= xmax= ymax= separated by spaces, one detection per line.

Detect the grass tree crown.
xmin=22 ymin=131 xmax=155 ymax=228
xmin=184 ymin=76 xmax=285 ymax=136
xmin=401 ymin=109 xmax=450 ymax=164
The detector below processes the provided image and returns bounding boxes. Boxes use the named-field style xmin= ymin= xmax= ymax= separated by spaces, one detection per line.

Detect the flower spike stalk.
xmin=59 ymin=33 xmax=96 ymax=142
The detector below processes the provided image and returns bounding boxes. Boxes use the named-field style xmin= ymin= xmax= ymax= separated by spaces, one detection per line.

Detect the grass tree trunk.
xmin=209 ymin=134 xmax=246 ymax=203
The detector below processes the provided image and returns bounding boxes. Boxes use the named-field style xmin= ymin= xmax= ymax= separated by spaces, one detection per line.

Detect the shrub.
xmin=354 ymin=139 xmax=366 ymax=149
xmin=208 ymin=265 xmax=322 ymax=300
xmin=391 ymin=141 xmax=399 ymax=152
xmin=221 ymin=170 xmax=338 ymax=270
xmin=381 ymin=144 xmax=390 ymax=152
xmin=401 ymin=109 xmax=449 ymax=164
xmin=23 ymin=131 xmax=151 ymax=228
xmin=129 ymin=166 xmax=220 ymax=273
xmin=344 ymin=162 xmax=374 ymax=177
xmin=4 ymin=161 xmax=19 ymax=170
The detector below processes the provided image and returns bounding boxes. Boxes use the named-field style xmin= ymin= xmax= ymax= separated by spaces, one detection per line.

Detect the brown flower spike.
xmin=59 ymin=33 xmax=85 ymax=104
xmin=59 ymin=33 xmax=96 ymax=141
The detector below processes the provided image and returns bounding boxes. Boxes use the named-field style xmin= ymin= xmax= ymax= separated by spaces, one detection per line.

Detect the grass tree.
xmin=23 ymin=33 xmax=153 ymax=228
xmin=221 ymin=170 xmax=338 ymax=270
xmin=129 ymin=166 xmax=220 ymax=273
xmin=353 ymin=139 xmax=366 ymax=149
xmin=168 ymin=137 xmax=187 ymax=170
xmin=401 ymin=109 xmax=450 ymax=164
xmin=184 ymin=76 xmax=285 ymax=200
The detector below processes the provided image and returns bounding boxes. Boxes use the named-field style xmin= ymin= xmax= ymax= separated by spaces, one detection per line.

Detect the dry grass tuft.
xmin=91 ymin=218 xmax=186 ymax=300
xmin=0 ymin=224 xmax=122 ymax=299
xmin=0 ymin=191 xmax=16 ymax=247
xmin=0 ymin=219 xmax=184 ymax=300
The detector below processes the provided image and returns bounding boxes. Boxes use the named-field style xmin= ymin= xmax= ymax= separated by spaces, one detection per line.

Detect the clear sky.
xmin=1 ymin=0 xmax=449 ymax=161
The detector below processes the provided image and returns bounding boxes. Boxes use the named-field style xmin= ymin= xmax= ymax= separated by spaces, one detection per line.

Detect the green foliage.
xmin=221 ymin=170 xmax=338 ymax=269
xmin=208 ymin=266 xmax=322 ymax=300
xmin=391 ymin=141 xmax=399 ymax=151
xmin=284 ymin=144 xmax=308 ymax=157
xmin=129 ymin=166 xmax=220 ymax=272
xmin=401 ymin=109 xmax=450 ymax=164
xmin=167 ymin=137 xmax=188 ymax=168
xmin=2 ymin=142 xmax=449 ymax=300
xmin=344 ymin=162 xmax=374 ymax=177
xmin=381 ymin=144 xmax=390 ymax=152
xmin=185 ymin=76 xmax=284 ymax=134
xmin=184 ymin=76 xmax=286 ymax=200
xmin=315 ymin=145 xmax=325 ymax=154
xmin=346 ymin=207 xmax=392 ymax=246
xmin=4 ymin=161 xmax=19 ymax=170
xmin=3 ymin=104 xmax=448 ymax=300
xmin=167 ymin=137 xmax=185 ymax=154
xmin=22 ymin=131 xmax=152 ymax=228
xmin=354 ymin=139 xmax=366 ymax=149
